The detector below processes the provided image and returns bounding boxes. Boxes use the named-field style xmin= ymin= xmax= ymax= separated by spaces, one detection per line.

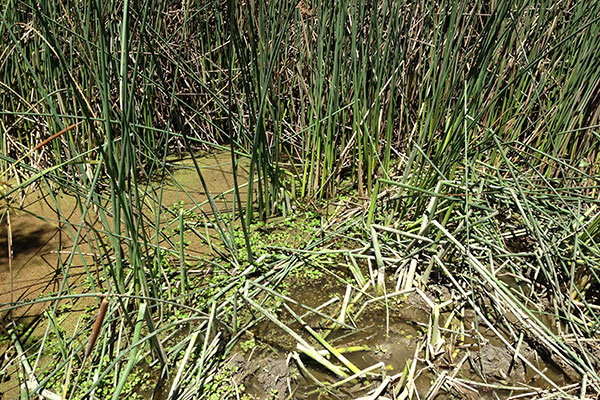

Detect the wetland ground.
xmin=1 ymin=151 xmax=588 ymax=400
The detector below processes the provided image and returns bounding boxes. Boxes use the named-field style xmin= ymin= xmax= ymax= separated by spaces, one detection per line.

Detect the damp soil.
xmin=224 ymin=269 xmax=570 ymax=400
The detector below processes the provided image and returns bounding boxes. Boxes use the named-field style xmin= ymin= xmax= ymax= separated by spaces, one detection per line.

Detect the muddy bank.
xmin=222 ymin=267 xmax=570 ymax=400
xmin=0 ymin=150 xmax=584 ymax=400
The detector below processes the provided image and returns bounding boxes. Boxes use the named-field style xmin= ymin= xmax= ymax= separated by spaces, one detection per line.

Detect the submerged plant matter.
xmin=1 ymin=0 xmax=599 ymax=399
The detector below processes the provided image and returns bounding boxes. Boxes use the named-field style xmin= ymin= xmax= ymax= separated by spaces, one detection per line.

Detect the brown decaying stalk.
xmin=33 ymin=121 xmax=82 ymax=151
xmin=84 ymin=296 xmax=109 ymax=360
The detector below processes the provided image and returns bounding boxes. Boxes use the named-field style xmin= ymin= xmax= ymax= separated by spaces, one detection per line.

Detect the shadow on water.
xmin=0 ymin=223 xmax=55 ymax=269
xmin=0 ymin=191 xmax=95 ymax=323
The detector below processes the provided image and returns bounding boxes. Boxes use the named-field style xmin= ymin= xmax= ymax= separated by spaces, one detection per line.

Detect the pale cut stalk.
xmin=244 ymin=295 xmax=348 ymax=378
xmin=337 ymin=284 xmax=352 ymax=327
xmin=402 ymin=258 xmax=418 ymax=291
xmin=284 ymin=304 xmax=361 ymax=375
xmin=394 ymin=344 xmax=421 ymax=399
xmin=331 ymin=362 xmax=386 ymax=388
xmin=377 ymin=266 xmax=386 ymax=298
xmin=197 ymin=301 xmax=217 ymax=378
xmin=9 ymin=325 xmax=61 ymax=400
xmin=367 ymin=258 xmax=376 ymax=292
xmin=296 ymin=343 xmax=349 ymax=379
xmin=424 ymin=371 xmax=447 ymax=400
xmin=348 ymin=253 xmax=367 ymax=287
xmin=581 ymin=373 xmax=588 ymax=399
xmin=168 ymin=331 xmax=199 ymax=399
xmin=371 ymin=226 xmax=384 ymax=269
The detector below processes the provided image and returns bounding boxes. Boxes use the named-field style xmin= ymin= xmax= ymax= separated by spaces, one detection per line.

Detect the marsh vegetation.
xmin=1 ymin=0 xmax=599 ymax=399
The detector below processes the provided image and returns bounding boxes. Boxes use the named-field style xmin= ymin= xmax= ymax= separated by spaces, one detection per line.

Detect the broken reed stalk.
xmin=33 ymin=122 xmax=82 ymax=151
xmin=243 ymin=294 xmax=349 ymax=379
xmin=0 ymin=122 xmax=83 ymax=182
xmin=8 ymin=323 xmax=61 ymax=400
xmin=432 ymin=219 xmax=599 ymax=383
xmin=284 ymin=303 xmax=361 ymax=376
xmin=168 ymin=331 xmax=199 ymax=399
